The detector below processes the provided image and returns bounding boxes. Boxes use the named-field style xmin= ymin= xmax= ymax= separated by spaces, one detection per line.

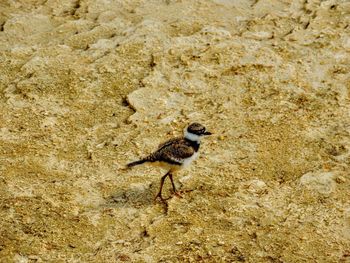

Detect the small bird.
xmin=127 ymin=123 xmax=212 ymax=201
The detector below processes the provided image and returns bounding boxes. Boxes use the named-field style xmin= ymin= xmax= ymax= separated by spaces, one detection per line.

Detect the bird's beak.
xmin=203 ymin=131 xmax=212 ymax=135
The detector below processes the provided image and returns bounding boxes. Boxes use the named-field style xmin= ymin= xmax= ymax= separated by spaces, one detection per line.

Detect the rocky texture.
xmin=0 ymin=0 xmax=350 ymax=262
xmin=300 ymin=171 xmax=337 ymax=195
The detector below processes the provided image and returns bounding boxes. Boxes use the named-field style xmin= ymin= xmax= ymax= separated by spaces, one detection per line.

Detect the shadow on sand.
xmin=103 ymin=182 xmax=178 ymax=211
xmin=105 ymin=183 xmax=158 ymax=208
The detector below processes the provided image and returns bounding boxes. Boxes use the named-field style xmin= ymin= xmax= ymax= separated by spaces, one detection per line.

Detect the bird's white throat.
xmin=184 ymin=130 xmax=201 ymax=142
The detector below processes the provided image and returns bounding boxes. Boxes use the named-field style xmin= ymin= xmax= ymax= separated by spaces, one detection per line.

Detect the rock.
xmin=199 ymin=26 xmax=232 ymax=38
xmin=242 ymin=31 xmax=273 ymax=40
xmin=300 ymin=171 xmax=336 ymax=195
xmin=247 ymin=179 xmax=268 ymax=194
xmin=13 ymin=254 xmax=28 ymax=263
xmin=343 ymin=209 xmax=350 ymax=238
xmin=341 ymin=36 xmax=350 ymax=51
xmin=335 ymin=176 xmax=346 ymax=184
xmin=217 ymin=240 xmax=225 ymax=246
xmin=21 ymin=56 xmax=47 ymax=76
xmin=126 ymin=87 xmax=189 ymax=123
xmin=46 ymin=0 xmax=79 ymax=16
xmin=4 ymin=14 xmax=53 ymax=38
xmin=129 ymin=183 xmax=149 ymax=192
xmin=89 ymin=38 xmax=116 ymax=50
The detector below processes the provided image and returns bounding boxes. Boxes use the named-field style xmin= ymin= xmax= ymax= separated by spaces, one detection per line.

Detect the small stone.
xmin=300 ymin=171 xmax=336 ymax=195
xmin=242 ymin=31 xmax=273 ymax=40
xmin=342 ymin=37 xmax=350 ymax=51
xmin=4 ymin=14 xmax=53 ymax=37
xmin=96 ymin=142 xmax=105 ymax=148
xmin=190 ymin=239 xmax=201 ymax=245
xmin=28 ymin=255 xmax=40 ymax=260
xmin=247 ymin=179 xmax=267 ymax=194
xmin=335 ymin=176 xmax=346 ymax=184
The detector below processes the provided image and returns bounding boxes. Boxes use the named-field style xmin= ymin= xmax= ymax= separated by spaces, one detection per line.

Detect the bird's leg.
xmin=155 ymin=171 xmax=170 ymax=201
xmin=169 ymin=173 xmax=183 ymax=198
xmin=168 ymin=173 xmax=176 ymax=192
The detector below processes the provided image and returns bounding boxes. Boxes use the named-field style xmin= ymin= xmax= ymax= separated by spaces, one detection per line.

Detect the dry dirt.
xmin=0 ymin=0 xmax=350 ymax=262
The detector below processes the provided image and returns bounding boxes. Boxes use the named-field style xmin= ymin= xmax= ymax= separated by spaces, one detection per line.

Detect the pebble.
xmin=300 ymin=171 xmax=336 ymax=195
xmin=335 ymin=176 xmax=346 ymax=184
xmin=242 ymin=31 xmax=273 ymax=40
xmin=247 ymin=179 xmax=268 ymax=194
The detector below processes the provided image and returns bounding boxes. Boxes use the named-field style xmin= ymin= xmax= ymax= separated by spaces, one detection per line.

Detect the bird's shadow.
xmin=104 ymin=182 xmax=163 ymax=209
xmin=103 ymin=167 xmax=181 ymax=209
xmin=104 ymin=182 xmax=180 ymax=210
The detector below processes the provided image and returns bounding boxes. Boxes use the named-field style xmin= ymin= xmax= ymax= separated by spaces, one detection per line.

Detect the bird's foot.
xmin=173 ymin=191 xmax=183 ymax=198
xmin=154 ymin=193 xmax=167 ymax=203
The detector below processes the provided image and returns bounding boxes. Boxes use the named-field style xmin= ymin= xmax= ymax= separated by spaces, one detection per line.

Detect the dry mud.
xmin=0 ymin=0 xmax=350 ymax=262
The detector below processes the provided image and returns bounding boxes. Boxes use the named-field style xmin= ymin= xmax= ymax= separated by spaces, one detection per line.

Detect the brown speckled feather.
xmin=146 ymin=137 xmax=195 ymax=165
xmin=157 ymin=137 xmax=183 ymax=150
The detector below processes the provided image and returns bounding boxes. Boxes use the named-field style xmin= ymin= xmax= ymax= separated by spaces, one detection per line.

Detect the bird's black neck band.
xmin=185 ymin=138 xmax=200 ymax=152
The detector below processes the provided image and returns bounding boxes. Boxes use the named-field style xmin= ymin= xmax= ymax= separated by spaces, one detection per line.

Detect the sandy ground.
xmin=0 ymin=0 xmax=350 ymax=262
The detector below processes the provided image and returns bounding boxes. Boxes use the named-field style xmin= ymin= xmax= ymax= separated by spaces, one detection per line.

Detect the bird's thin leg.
xmin=168 ymin=173 xmax=176 ymax=192
xmin=155 ymin=171 xmax=170 ymax=201
xmin=169 ymin=173 xmax=183 ymax=198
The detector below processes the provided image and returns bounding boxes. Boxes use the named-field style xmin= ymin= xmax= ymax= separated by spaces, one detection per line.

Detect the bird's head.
xmin=184 ymin=123 xmax=212 ymax=142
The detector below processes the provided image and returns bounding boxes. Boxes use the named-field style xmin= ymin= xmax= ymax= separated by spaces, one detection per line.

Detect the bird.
xmin=127 ymin=123 xmax=212 ymax=201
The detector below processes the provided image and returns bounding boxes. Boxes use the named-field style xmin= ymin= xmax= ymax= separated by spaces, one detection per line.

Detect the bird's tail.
xmin=126 ymin=158 xmax=147 ymax=168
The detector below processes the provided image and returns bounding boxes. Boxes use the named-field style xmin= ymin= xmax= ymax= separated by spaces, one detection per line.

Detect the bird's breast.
xmin=182 ymin=152 xmax=199 ymax=168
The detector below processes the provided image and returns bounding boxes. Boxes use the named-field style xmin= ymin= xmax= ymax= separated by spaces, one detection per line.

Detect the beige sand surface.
xmin=0 ymin=0 xmax=350 ymax=262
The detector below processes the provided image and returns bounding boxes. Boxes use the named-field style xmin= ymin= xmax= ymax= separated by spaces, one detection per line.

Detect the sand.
xmin=0 ymin=0 xmax=349 ymax=262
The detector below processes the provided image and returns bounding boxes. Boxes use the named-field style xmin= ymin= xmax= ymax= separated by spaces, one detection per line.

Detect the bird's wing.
xmin=157 ymin=137 xmax=183 ymax=150
xmin=158 ymin=142 xmax=195 ymax=165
